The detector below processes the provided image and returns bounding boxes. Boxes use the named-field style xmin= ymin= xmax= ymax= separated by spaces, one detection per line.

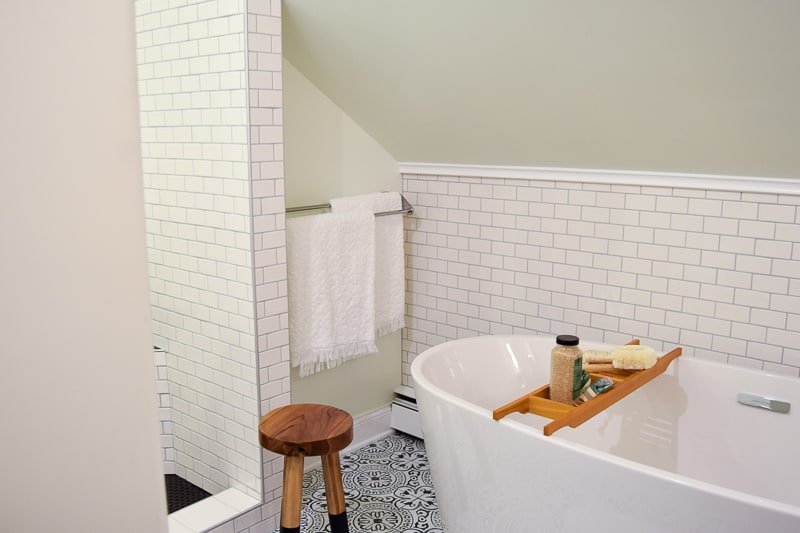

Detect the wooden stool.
xmin=259 ymin=404 xmax=353 ymax=533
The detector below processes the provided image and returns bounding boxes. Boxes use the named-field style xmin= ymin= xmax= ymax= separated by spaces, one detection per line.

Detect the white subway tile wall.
xmin=402 ymin=173 xmax=800 ymax=385
xmin=154 ymin=346 xmax=176 ymax=473
xmin=247 ymin=0 xmax=287 ymax=527
xmin=136 ymin=0 xmax=261 ymax=501
xmin=137 ymin=0 xmax=287 ymax=529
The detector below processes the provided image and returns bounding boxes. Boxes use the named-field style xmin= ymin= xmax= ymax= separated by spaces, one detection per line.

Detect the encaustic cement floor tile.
xmin=274 ymin=433 xmax=442 ymax=533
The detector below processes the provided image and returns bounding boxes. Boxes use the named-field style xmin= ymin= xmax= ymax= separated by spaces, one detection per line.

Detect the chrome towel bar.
xmin=286 ymin=193 xmax=414 ymax=218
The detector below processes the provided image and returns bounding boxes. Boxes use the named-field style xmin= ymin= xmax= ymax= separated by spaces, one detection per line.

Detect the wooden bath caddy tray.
xmin=492 ymin=340 xmax=682 ymax=436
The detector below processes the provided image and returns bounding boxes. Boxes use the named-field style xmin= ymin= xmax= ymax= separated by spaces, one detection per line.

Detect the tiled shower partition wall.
xmin=153 ymin=346 xmax=175 ymax=472
xmin=401 ymin=171 xmax=800 ymax=386
xmin=136 ymin=0 xmax=262 ymax=500
xmin=136 ymin=6 xmax=288 ymax=530
xmin=246 ymin=0 xmax=290 ymax=523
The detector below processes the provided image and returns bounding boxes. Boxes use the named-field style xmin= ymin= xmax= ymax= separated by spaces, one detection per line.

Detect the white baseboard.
xmin=304 ymin=404 xmax=393 ymax=472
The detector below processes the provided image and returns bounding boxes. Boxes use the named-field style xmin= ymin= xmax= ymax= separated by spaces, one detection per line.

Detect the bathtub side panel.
xmin=416 ymin=384 xmax=800 ymax=533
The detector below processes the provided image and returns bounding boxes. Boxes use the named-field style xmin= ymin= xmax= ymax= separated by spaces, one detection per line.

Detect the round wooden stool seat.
xmin=258 ymin=404 xmax=353 ymax=533
xmin=259 ymin=403 xmax=353 ymax=457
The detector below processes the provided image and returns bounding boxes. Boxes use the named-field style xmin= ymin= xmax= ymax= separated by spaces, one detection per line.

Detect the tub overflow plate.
xmin=737 ymin=393 xmax=790 ymax=414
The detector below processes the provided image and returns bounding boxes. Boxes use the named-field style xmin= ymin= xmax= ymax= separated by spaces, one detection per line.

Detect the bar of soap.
xmin=612 ymin=345 xmax=658 ymax=370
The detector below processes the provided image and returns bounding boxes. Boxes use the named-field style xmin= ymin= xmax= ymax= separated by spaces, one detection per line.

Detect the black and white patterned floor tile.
xmin=273 ymin=433 xmax=442 ymax=533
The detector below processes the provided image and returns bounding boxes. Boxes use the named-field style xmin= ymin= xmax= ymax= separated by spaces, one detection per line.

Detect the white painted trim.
xmin=347 ymin=404 xmax=394 ymax=451
xmin=397 ymin=162 xmax=800 ymax=195
xmin=304 ymin=405 xmax=393 ymax=472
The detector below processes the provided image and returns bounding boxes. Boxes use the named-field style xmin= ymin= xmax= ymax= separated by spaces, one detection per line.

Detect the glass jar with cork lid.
xmin=550 ymin=335 xmax=584 ymax=403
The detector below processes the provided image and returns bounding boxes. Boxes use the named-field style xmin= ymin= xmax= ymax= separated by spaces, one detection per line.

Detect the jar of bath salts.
xmin=550 ymin=335 xmax=583 ymax=403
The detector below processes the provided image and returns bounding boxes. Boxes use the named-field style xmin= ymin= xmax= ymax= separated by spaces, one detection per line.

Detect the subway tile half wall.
xmin=401 ymin=171 xmax=800 ymax=386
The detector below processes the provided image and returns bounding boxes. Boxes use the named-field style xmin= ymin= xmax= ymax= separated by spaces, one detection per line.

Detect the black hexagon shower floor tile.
xmin=273 ymin=433 xmax=443 ymax=533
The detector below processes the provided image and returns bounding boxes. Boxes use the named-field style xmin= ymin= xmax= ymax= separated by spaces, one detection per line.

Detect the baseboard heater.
xmin=390 ymin=385 xmax=424 ymax=439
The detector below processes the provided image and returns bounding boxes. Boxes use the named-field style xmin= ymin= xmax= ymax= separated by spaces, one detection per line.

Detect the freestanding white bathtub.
xmin=411 ymin=335 xmax=800 ymax=533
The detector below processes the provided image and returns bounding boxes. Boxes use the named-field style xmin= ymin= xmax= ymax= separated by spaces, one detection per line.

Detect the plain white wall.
xmin=0 ymin=2 xmax=167 ymax=532
xmin=284 ymin=60 xmax=402 ymax=415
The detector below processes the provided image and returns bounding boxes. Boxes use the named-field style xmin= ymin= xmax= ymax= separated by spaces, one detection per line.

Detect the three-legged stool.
xmin=258 ymin=403 xmax=353 ymax=533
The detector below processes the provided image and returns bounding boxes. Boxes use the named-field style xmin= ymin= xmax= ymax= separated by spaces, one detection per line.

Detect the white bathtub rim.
xmin=410 ymin=334 xmax=800 ymax=521
xmin=412 ymin=334 xmax=800 ymax=387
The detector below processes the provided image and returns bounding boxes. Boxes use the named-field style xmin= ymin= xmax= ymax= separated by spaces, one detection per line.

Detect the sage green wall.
xmin=284 ymin=0 xmax=800 ymax=179
xmin=284 ymin=60 xmax=401 ymax=416
xmin=290 ymin=334 xmax=401 ymax=416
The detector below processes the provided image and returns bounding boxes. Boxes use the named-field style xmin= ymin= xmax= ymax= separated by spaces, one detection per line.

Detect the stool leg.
xmin=280 ymin=454 xmax=304 ymax=533
xmin=321 ymin=452 xmax=349 ymax=533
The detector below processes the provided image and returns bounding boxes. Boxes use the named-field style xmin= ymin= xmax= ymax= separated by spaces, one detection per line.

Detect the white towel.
xmin=286 ymin=210 xmax=378 ymax=377
xmin=330 ymin=192 xmax=405 ymax=336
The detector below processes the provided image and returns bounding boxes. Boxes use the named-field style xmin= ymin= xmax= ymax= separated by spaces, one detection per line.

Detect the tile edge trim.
xmin=397 ymin=162 xmax=800 ymax=195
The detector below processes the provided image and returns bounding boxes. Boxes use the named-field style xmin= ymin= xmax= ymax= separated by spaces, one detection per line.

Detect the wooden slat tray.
xmin=492 ymin=340 xmax=682 ymax=436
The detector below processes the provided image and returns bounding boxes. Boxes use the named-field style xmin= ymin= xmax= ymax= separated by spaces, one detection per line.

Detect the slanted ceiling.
xmin=283 ymin=0 xmax=800 ymax=179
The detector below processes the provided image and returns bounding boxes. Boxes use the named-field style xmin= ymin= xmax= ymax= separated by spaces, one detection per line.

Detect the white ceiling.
xmin=283 ymin=0 xmax=800 ymax=178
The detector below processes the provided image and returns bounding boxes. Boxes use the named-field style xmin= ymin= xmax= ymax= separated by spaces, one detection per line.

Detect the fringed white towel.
xmin=331 ymin=192 xmax=405 ymax=336
xmin=286 ymin=210 xmax=378 ymax=377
